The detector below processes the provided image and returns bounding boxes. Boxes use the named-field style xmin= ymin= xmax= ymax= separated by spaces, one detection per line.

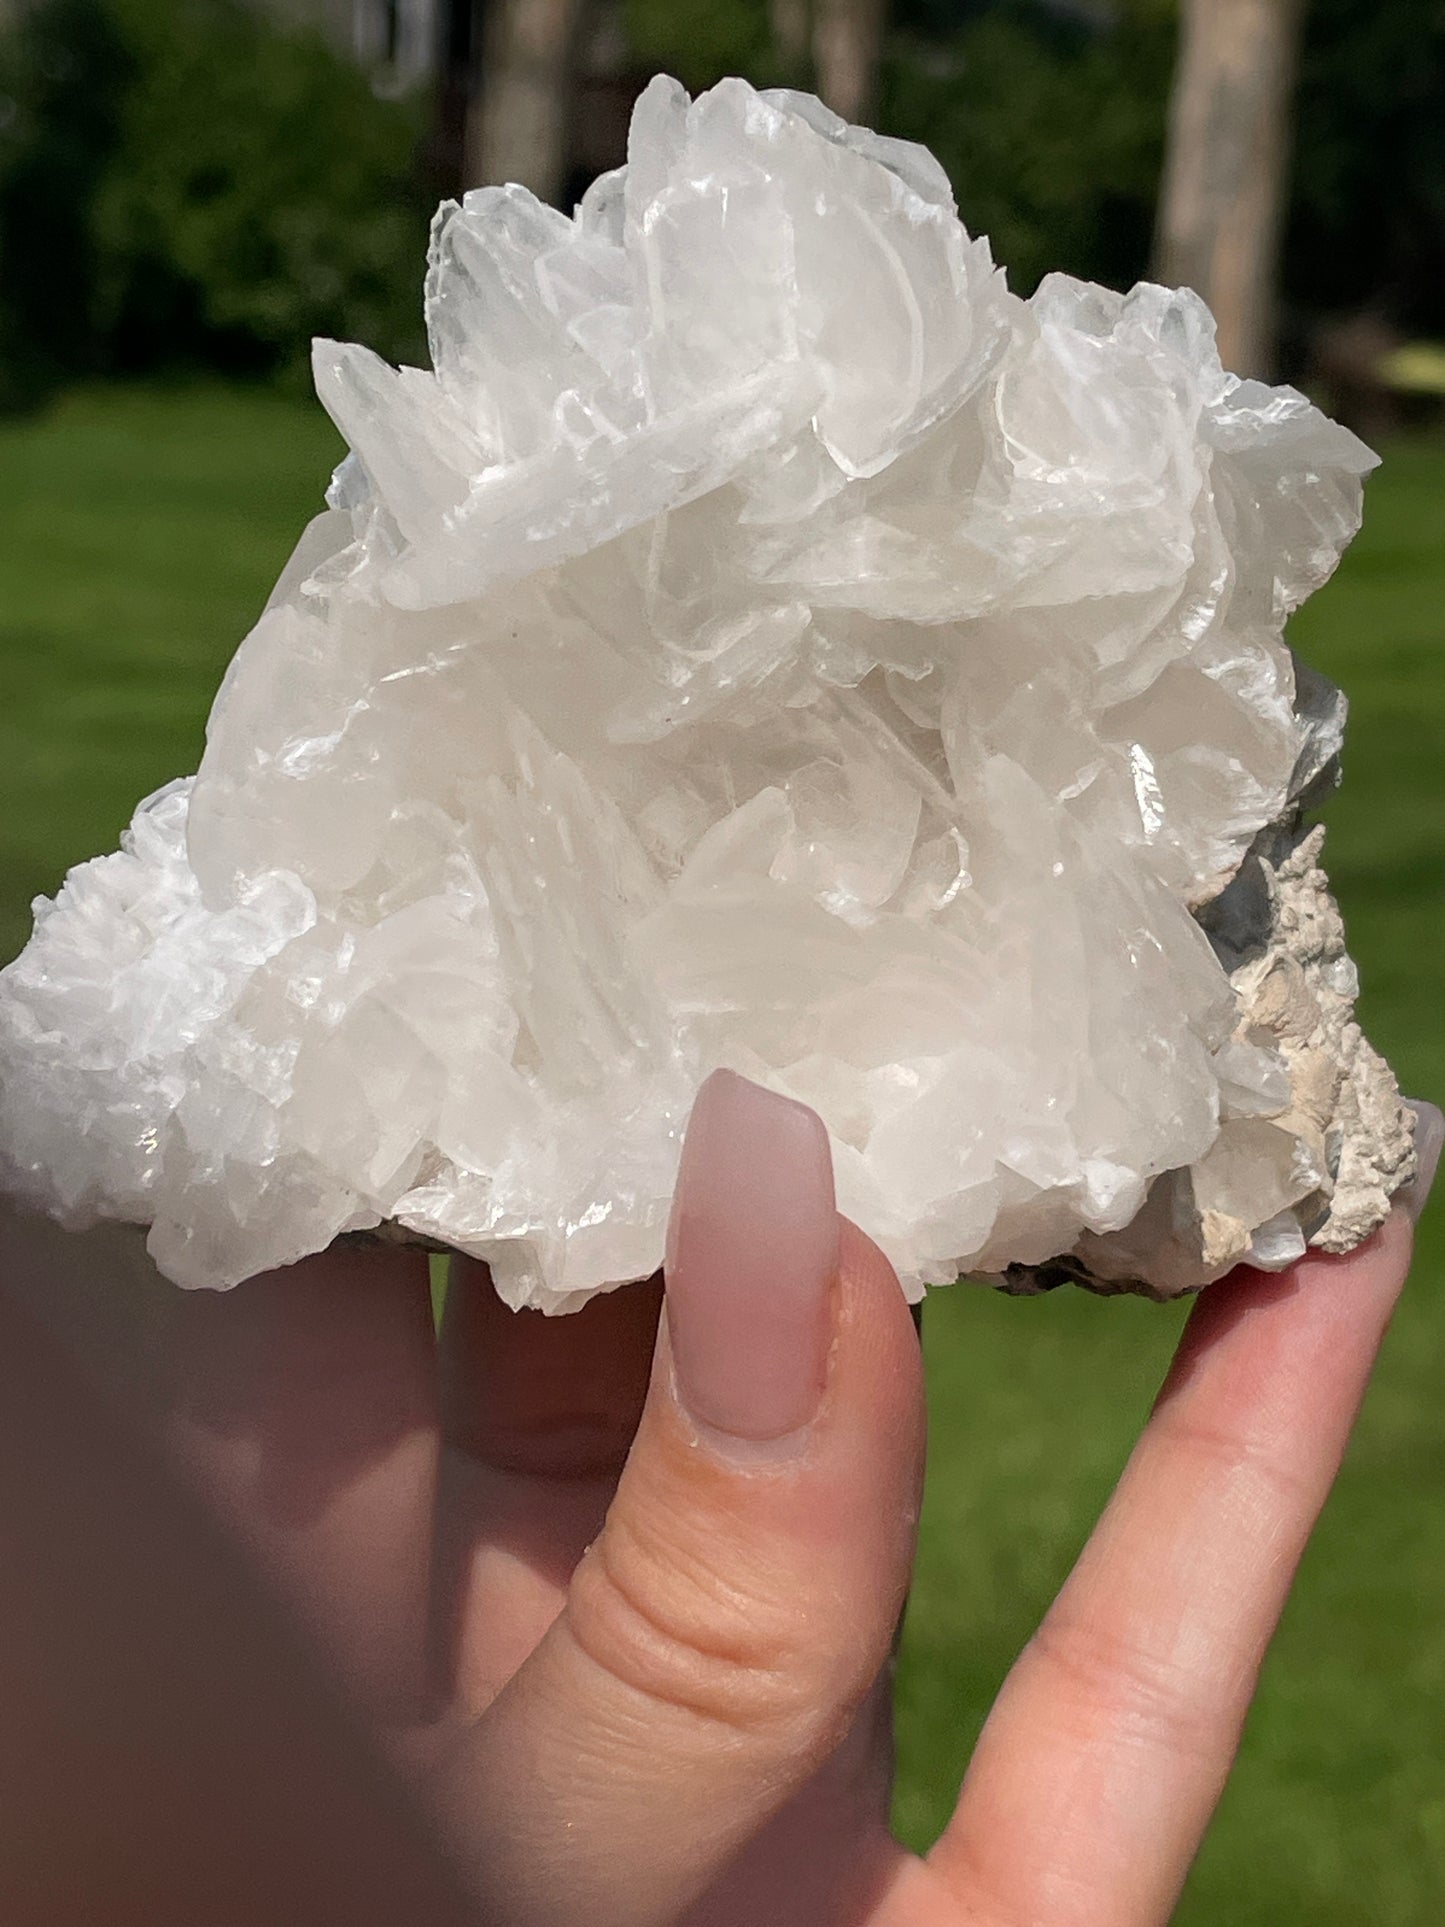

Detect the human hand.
xmin=164 ymin=1075 xmax=1441 ymax=1927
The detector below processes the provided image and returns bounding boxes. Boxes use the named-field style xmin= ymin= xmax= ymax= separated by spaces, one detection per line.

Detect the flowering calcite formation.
xmin=0 ymin=77 xmax=1416 ymax=1310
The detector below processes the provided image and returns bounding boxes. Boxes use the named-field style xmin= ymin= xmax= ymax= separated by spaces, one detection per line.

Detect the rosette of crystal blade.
xmin=0 ymin=76 xmax=1415 ymax=1309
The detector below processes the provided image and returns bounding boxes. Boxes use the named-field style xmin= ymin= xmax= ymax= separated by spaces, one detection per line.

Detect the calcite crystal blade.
xmin=0 ymin=77 xmax=1415 ymax=1310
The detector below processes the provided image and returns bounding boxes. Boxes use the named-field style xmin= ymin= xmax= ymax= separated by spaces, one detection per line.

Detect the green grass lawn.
xmin=1 ymin=384 xmax=1443 ymax=1919
xmin=0 ymin=384 xmax=346 ymax=964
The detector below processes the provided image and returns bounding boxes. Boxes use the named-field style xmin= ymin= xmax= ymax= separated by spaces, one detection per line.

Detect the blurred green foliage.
xmin=1 ymin=0 xmax=1443 ymax=405
xmin=0 ymin=0 xmax=429 ymax=410
xmin=624 ymin=0 xmax=1445 ymax=338
xmin=879 ymin=1 xmax=1175 ymax=295
xmin=0 ymin=0 xmax=136 ymax=407
xmin=1289 ymin=0 xmax=1445 ymax=339
xmin=623 ymin=0 xmax=1175 ymax=296
xmin=623 ymin=0 xmax=781 ymax=95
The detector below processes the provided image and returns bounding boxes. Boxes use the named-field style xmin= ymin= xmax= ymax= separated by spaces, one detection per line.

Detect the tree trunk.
xmin=1154 ymin=0 xmax=1307 ymax=378
xmin=812 ymin=0 xmax=887 ymax=125
xmin=771 ymin=0 xmax=812 ymax=76
xmin=463 ymin=0 xmax=587 ymax=202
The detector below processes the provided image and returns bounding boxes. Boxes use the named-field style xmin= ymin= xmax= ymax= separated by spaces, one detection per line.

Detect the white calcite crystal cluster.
xmin=0 ymin=77 xmax=1416 ymax=1310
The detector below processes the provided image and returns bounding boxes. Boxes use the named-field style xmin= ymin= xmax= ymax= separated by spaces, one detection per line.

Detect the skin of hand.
xmin=161 ymin=1074 xmax=1443 ymax=1927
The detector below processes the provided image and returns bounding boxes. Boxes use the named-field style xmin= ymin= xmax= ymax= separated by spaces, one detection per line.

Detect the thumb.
xmin=432 ymin=1071 xmax=925 ymax=1927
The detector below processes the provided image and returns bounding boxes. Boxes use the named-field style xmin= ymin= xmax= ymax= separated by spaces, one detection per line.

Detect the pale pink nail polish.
xmin=1400 ymin=1099 xmax=1444 ymax=1225
xmin=664 ymin=1070 xmax=838 ymax=1443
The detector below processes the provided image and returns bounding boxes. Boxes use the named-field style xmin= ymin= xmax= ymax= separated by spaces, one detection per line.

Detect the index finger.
xmin=931 ymin=1207 xmax=1417 ymax=1927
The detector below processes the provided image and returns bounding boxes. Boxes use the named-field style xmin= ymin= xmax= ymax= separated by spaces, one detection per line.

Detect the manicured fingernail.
xmin=1399 ymin=1099 xmax=1444 ymax=1225
xmin=664 ymin=1070 xmax=838 ymax=1443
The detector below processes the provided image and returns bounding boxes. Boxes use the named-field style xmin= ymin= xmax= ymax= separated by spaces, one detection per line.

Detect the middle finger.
xmin=434 ymin=1258 xmax=662 ymax=1709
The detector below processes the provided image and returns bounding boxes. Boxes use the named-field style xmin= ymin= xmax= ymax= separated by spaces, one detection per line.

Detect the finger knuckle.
xmin=1160 ymin=1408 xmax=1314 ymax=1515
xmin=1028 ymin=1611 xmax=1229 ymax=1766
xmin=566 ymin=1509 xmax=847 ymax=1755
